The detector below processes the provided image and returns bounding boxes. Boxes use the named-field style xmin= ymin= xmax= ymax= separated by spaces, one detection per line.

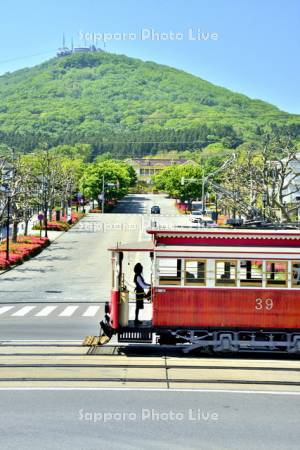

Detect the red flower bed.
xmin=0 ymin=236 xmax=50 ymax=269
xmin=71 ymin=212 xmax=85 ymax=223
xmin=33 ymin=212 xmax=85 ymax=232
xmin=90 ymin=208 xmax=102 ymax=213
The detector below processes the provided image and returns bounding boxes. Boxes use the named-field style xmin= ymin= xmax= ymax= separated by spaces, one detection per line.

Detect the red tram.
xmin=100 ymin=228 xmax=300 ymax=353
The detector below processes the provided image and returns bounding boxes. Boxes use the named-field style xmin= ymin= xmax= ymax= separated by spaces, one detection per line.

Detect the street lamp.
xmin=1 ymin=161 xmax=13 ymax=260
xmin=0 ymin=186 xmax=12 ymax=261
xmin=5 ymin=189 xmax=11 ymax=260
xmin=100 ymin=176 xmax=119 ymax=214
xmin=102 ymin=175 xmax=105 ymax=214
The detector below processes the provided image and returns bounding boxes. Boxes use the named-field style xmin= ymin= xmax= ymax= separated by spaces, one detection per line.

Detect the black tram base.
xmin=100 ymin=318 xmax=300 ymax=353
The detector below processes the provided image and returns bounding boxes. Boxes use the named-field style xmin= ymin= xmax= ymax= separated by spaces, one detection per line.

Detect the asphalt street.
xmin=0 ymin=194 xmax=185 ymax=339
xmin=1 ymin=390 xmax=300 ymax=450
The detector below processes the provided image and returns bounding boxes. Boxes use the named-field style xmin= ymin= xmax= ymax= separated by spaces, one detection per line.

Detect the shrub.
xmin=0 ymin=236 xmax=50 ymax=269
xmin=32 ymin=212 xmax=85 ymax=232
xmin=90 ymin=208 xmax=102 ymax=213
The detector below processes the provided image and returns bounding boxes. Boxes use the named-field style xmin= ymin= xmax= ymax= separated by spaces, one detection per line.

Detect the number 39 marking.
xmin=255 ymin=298 xmax=273 ymax=311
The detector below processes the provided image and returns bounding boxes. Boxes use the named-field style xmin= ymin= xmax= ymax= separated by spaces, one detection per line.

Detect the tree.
xmin=153 ymin=164 xmax=203 ymax=201
xmin=49 ymin=144 xmax=93 ymax=162
xmin=79 ymin=160 xmax=135 ymax=207
xmin=259 ymin=136 xmax=300 ymax=221
xmin=219 ymin=136 xmax=300 ymax=222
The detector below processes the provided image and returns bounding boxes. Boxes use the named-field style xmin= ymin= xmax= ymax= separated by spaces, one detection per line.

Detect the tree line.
xmin=153 ymin=135 xmax=300 ymax=222
xmin=0 ymin=145 xmax=136 ymax=242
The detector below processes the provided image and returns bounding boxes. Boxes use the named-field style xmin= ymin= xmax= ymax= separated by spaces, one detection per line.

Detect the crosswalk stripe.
xmin=0 ymin=306 xmax=14 ymax=315
xmin=82 ymin=306 xmax=99 ymax=317
xmin=35 ymin=306 xmax=58 ymax=317
xmin=59 ymin=306 xmax=79 ymax=317
xmin=12 ymin=306 xmax=36 ymax=317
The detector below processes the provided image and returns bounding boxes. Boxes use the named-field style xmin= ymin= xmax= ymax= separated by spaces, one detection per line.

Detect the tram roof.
xmin=109 ymin=241 xmax=300 ymax=259
xmin=153 ymin=245 xmax=300 ymax=259
xmin=147 ymin=227 xmax=300 ymax=237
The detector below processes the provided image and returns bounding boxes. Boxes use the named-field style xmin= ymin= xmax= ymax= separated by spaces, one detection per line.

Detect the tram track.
xmin=0 ymin=341 xmax=300 ymax=390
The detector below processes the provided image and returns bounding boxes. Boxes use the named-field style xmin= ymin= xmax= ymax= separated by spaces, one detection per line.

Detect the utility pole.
xmin=6 ymin=193 xmax=10 ymax=261
xmin=43 ymin=179 xmax=48 ymax=238
xmin=201 ymin=174 xmax=205 ymax=214
xmin=102 ymin=175 xmax=105 ymax=214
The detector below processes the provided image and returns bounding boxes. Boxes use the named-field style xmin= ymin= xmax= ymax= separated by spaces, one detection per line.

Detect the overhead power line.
xmin=0 ymin=50 xmax=56 ymax=67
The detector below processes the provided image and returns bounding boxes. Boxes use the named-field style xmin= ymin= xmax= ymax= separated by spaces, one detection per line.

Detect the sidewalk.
xmin=2 ymin=205 xmax=89 ymax=243
xmin=0 ymin=208 xmax=89 ymax=274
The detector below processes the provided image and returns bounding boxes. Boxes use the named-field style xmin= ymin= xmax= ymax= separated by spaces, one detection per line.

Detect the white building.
xmin=283 ymin=154 xmax=300 ymax=203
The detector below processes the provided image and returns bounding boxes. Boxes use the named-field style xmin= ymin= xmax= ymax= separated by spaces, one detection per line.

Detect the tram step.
xmin=118 ymin=330 xmax=153 ymax=343
xmin=82 ymin=335 xmax=111 ymax=346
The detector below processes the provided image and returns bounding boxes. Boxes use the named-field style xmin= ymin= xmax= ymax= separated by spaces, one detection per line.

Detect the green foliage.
xmin=0 ymin=52 xmax=298 ymax=157
xmin=153 ymin=164 xmax=204 ymax=200
xmin=49 ymin=143 xmax=92 ymax=162
xmin=79 ymin=159 xmax=136 ymax=201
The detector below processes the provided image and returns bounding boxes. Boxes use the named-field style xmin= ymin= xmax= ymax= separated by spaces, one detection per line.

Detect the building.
xmin=56 ymin=35 xmax=103 ymax=58
xmin=283 ymin=155 xmax=300 ymax=203
xmin=126 ymin=158 xmax=198 ymax=183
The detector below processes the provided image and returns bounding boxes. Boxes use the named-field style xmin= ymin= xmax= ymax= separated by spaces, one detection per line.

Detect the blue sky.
xmin=1 ymin=0 xmax=299 ymax=113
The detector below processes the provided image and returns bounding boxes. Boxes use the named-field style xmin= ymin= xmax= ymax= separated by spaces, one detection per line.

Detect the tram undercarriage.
xmin=158 ymin=329 xmax=300 ymax=353
xmin=100 ymin=316 xmax=300 ymax=354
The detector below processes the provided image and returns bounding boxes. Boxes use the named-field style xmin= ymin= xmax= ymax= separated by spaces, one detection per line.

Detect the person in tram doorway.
xmin=134 ymin=263 xmax=151 ymax=325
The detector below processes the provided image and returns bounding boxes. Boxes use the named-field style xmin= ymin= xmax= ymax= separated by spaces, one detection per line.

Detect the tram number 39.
xmin=255 ymin=298 xmax=273 ymax=311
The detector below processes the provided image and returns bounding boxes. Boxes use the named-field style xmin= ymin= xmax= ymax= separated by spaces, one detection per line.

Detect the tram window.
xmin=266 ymin=261 xmax=287 ymax=287
xmin=215 ymin=260 xmax=237 ymax=286
xmin=184 ymin=260 xmax=206 ymax=286
xmin=240 ymin=260 xmax=263 ymax=287
xmin=158 ymin=258 xmax=181 ymax=285
xmin=292 ymin=261 xmax=300 ymax=287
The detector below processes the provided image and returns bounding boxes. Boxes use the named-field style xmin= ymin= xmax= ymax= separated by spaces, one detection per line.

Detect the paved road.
xmin=0 ymin=390 xmax=299 ymax=450
xmin=0 ymin=303 xmax=103 ymax=340
xmin=0 ymin=194 xmax=184 ymax=340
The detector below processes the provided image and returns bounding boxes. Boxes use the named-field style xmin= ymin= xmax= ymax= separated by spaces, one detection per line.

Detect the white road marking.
xmin=0 ymin=306 xmax=14 ymax=315
xmin=82 ymin=306 xmax=99 ymax=317
xmin=11 ymin=306 xmax=36 ymax=317
xmin=59 ymin=306 xmax=79 ymax=317
xmin=35 ymin=306 xmax=58 ymax=317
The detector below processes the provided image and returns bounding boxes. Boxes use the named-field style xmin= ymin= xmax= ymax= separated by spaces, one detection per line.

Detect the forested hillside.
xmin=0 ymin=51 xmax=299 ymax=158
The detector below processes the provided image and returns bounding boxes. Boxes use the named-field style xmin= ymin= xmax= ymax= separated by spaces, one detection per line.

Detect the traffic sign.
xmin=38 ymin=214 xmax=44 ymax=221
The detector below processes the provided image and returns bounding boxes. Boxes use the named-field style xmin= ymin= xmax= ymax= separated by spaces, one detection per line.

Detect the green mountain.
xmin=0 ymin=51 xmax=299 ymax=157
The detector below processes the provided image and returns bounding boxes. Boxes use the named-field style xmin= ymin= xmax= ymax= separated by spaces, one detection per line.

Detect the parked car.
xmin=189 ymin=211 xmax=204 ymax=223
xmin=189 ymin=211 xmax=216 ymax=227
xmin=151 ymin=205 xmax=161 ymax=214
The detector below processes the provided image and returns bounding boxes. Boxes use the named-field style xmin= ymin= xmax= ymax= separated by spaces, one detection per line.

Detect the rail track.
xmin=0 ymin=341 xmax=300 ymax=391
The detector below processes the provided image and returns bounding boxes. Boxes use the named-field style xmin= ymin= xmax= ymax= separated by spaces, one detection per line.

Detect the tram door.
xmin=118 ymin=251 xmax=153 ymax=325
